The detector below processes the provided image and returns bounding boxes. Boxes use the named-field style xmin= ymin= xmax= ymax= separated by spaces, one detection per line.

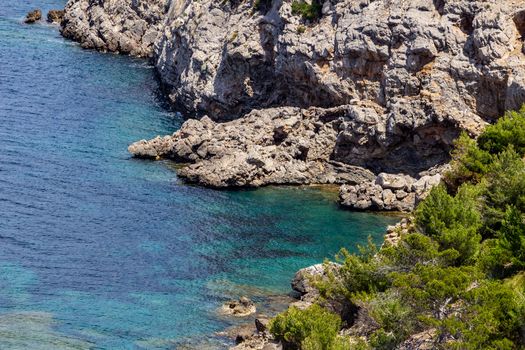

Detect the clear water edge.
xmin=0 ymin=2 xmax=399 ymax=349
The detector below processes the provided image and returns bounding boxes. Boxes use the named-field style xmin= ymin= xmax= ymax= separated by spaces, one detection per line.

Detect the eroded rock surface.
xmin=61 ymin=0 xmax=168 ymax=56
xmin=339 ymin=172 xmax=442 ymax=212
xmin=129 ymin=106 xmax=376 ymax=187
xmin=47 ymin=10 xmax=64 ymax=24
xmin=220 ymin=297 xmax=257 ymax=317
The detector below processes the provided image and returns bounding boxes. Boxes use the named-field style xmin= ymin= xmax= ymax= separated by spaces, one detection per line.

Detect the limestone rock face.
xmin=61 ymin=0 xmax=168 ymax=57
xmin=152 ymin=0 xmax=525 ymax=174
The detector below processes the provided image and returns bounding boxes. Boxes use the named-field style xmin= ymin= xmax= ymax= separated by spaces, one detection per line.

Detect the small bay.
xmin=0 ymin=1 xmax=398 ymax=348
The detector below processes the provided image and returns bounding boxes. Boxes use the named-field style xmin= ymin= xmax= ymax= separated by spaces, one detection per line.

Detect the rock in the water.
xmin=47 ymin=10 xmax=64 ymax=24
xmin=220 ymin=297 xmax=256 ymax=317
xmin=25 ymin=9 xmax=42 ymax=23
xmin=255 ymin=317 xmax=270 ymax=333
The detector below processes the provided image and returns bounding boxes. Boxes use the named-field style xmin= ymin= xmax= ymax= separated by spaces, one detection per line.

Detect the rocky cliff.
xmin=61 ymin=0 xmax=168 ymax=56
xmin=62 ymin=0 xmax=525 ymax=209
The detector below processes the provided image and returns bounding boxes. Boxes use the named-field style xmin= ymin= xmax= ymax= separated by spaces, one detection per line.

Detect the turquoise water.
xmin=0 ymin=1 xmax=398 ymax=349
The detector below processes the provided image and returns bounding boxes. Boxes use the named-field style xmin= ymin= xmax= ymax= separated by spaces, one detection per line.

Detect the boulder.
xmin=255 ymin=317 xmax=270 ymax=333
xmin=340 ymin=172 xmax=441 ymax=212
xmin=376 ymin=173 xmax=408 ymax=190
xmin=47 ymin=10 xmax=64 ymax=24
xmin=291 ymin=264 xmax=327 ymax=296
xmin=25 ymin=9 xmax=42 ymax=23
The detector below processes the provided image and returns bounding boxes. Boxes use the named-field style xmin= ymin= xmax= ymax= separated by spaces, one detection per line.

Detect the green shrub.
xmin=381 ymin=233 xmax=441 ymax=268
xmin=499 ymin=206 xmax=525 ymax=269
xmin=415 ymin=185 xmax=482 ymax=264
xmin=481 ymin=206 xmax=525 ymax=277
xmin=478 ymin=105 xmax=525 ymax=156
xmin=323 ymin=240 xmax=390 ymax=299
xmin=291 ymin=0 xmax=321 ymax=21
xmin=482 ymin=147 xmax=525 ymax=233
xmin=450 ymin=280 xmax=525 ymax=349
xmin=369 ymin=329 xmax=399 ymax=350
xmin=444 ymin=132 xmax=491 ymax=189
xmin=367 ymin=295 xmax=415 ymax=346
xmin=270 ymin=304 xmax=342 ymax=350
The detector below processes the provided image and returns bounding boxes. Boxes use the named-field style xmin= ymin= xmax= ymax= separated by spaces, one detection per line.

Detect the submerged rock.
xmin=25 ymin=9 xmax=42 ymax=23
xmin=220 ymin=297 xmax=256 ymax=317
xmin=47 ymin=10 xmax=64 ymax=24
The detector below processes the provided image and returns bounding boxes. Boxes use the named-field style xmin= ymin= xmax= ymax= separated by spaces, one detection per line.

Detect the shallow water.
xmin=0 ymin=1 xmax=398 ymax=349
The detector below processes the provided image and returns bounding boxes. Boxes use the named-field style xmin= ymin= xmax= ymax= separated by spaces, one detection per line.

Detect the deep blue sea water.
xmin=0 ymin=1 xmax=398 ymax=349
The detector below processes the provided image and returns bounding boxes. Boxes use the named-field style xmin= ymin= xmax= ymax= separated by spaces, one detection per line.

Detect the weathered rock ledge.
xmin=340 ymin=171 xmax=442 ymax=212
xmin=129 ymin=106 xmax=378 ymax=188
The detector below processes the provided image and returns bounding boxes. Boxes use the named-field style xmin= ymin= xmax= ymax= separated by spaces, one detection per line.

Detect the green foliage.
xmin=483 ymin=147 xmax=525 ymax=235
xmin=270 ymin=304 xmax=342 ymax=350
xmin=477 ymin=238 xmax=512 ymax=278
xmin=445 ymin=132 xmax=492 ymax=189
xmin=448 ymin=280 xmax=525 ymax=349
xmin=478 ymin=105 xmax=525 ymax=156
xmin=414 ymin=184 xmax=482 ymax=264
xmin=291 ymin=0 xmax=321 ymax=21
xmin=369 ymin=329 xmax=399 ymax=350
xmin=322 ymin=239 xmax=390 ymax=299
xmin=479 ymin=206 xmax=525 ymax=277
xmin=392 ymin=265 xmax=481 ymax=316
xmin=381 ymin=233 xmax=442 ymax=267
xmin=367 ymin=295 xmax=416 ymax=348
xmin=499 ymin=206 xmax=525 ymax=269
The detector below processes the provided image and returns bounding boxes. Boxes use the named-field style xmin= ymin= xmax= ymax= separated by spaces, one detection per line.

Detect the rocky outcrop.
xmin=47 ymin=10 xmax=64 ymax=24
xmin=60 ymin=0 xmax=168 ymax=57
xmin=25 ymin=9 xmax=42 ymax=23
xmin=339 ymin=172 xmax=442 ymax=212
xmin=129 ymin=106 xmax=376 ymax=187
xmin=220 ymin=297 xmax=257 ymax=317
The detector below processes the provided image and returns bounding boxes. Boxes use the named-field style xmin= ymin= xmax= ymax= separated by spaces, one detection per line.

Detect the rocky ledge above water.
xmin=129 ymin=105 xmax=444 ymax=210
xmin=129 ymin=106 xmax=377 ymax=188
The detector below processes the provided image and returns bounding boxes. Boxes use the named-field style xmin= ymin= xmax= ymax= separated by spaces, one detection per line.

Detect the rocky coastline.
xmin=52 ymin=0 xmax=525 ymax=348
xmin=57 ymin=0 xmax=525 ymax=210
